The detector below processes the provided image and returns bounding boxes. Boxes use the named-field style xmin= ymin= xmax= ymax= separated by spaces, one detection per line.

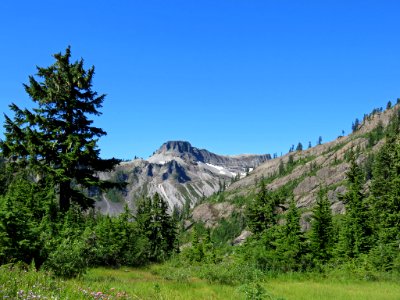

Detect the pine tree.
xmin=310 ymin=188 xmax=333 ymax=262
xmin=352 ymin=118 xmax=360 ymax=132
xmin=338 ymin=150 xmax=371 ymax=258
xmin=275 ymin=198 xmax=307 ymax=271
xmin=296 ymin=142 xmax=303 ymax=151
xmin=246 ymin=181 xmax=277 ymax=234
xmin=368 ymin=115 xmax=400 ymax=269
xmin=1 ymin=47 xmax=120 ymax=211
xmin=136 ymin=193 xmax=177 ymax=261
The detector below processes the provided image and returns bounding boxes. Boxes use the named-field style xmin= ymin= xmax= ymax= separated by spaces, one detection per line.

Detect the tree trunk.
xmin=59 ymin=180 xmax=71 ymax=212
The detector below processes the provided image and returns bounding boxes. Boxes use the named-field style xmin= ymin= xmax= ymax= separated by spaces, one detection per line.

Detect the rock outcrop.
xmin=97 ymin=141 xmax=270 ymax=214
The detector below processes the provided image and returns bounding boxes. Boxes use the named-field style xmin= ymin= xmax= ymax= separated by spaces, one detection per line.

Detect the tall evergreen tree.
xmin=368 ymin=113 xmax=400 ymax=269
xmin=338 ymin=150 xmax=371 ymax=258
xmin=274 ymin=198 xmax=307 ymax=271
xmin=1 ymin=47 xmax=120 ymax=211
xmin=310 ymin=188 xmax=333 ymax=262
xmin=136 ymin=193 xmax=177 ymax=261
xmin=246 ymin=181 xmax=278 ymax=234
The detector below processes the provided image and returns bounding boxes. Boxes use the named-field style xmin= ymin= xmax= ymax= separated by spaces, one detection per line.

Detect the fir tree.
xmin=246 ymin=181 xmax=277 ymax=234
xmin=136 ymin=193 xmax=177 ymax=261
xmin=368 ymin=115 xmax=400 ymax=269
xmin=310 ymin=188 xmax=333 ymax=262
xmin=337 ymin=150 xmax=371 ymax=258
xmin=1 ymin=47 xmax=120 ymax=211
xmin=275 ymin=198 xmax=307 ymax=271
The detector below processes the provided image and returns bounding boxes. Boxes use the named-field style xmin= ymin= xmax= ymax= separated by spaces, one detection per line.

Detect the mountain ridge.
xmin=96 ymin=140 xmax=271 ymax=215
xmin=189 ymin=104 xmax=397 ymax=233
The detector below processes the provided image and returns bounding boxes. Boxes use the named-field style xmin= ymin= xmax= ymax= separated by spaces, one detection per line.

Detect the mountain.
xmin=191 ymin=105 xmax=396 ymax=231
xmin=96 ymin=141 xmax=270 ymax=215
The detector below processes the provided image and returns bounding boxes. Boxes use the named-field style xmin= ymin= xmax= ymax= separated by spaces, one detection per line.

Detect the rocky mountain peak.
xmin=158 ymin=141 xmax=193 ymax=154
xmin=98 ymin=140 xmax=271 ymax=214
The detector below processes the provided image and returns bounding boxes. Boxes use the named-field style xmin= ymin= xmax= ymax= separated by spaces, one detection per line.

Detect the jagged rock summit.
xmin=149 ymin=141 xmax=271 ymax=172
xmin=97 ymin=141 xmax=270 ymax=215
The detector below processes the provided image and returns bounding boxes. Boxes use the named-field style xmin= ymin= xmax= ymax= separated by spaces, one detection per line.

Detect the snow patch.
xmin=205 ymin=163 xmax=236 ymax=177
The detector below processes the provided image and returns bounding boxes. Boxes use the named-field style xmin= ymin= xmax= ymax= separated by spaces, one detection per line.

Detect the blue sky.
xmin=1 ymin=1 xmax=400 ymax=159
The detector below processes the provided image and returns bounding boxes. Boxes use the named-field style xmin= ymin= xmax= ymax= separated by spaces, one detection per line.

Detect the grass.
xmin=1 ymin=263 xmax=400 ymax=299
xmin=73 ymin=266 xmax=246 ymax=299
xmin=266 ymin=276 xmax=400 ymax=300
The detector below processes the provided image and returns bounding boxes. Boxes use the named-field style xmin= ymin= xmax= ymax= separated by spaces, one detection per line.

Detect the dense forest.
xmin=0 ymin=49 xmax=399 ymax=299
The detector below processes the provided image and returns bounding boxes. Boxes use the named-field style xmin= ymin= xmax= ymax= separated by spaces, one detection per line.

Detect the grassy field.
xmin=266 ymin=277 xmax=400 ymax=300
xmin=1 ymin=264 xmax=400 ymax=299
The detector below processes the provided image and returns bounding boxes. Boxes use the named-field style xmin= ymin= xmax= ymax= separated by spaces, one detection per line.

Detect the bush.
xmin=197 ymin=260 xmax=265 ymax=285
xmin=44 ymin=238 xmax=88 ymax=278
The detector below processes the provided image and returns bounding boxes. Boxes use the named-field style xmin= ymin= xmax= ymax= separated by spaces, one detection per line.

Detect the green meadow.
xmin=2 ymin=265 xmax=399 ymax=300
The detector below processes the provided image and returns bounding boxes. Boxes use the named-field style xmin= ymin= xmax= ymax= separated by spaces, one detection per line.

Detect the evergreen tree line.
xmin=241 ymin=111 xmax=400 ymax=273
xmin=0 ymin=171 xmax=177 ymax=277
xmin=0 ymin=48 xmax=177 ymax=278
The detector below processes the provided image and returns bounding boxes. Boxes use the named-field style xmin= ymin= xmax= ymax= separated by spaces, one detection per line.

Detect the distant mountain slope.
xmin=96 ymin=141 xmax=270 ymax=215
xmin=191 ymin=105 xmax=397 ymax=231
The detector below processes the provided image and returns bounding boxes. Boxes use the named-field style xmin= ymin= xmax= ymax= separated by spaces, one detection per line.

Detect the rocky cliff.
xmin=96 ymin=141 xmax=270 ymax=214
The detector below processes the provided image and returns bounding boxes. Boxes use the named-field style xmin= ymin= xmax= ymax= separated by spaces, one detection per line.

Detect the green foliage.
xmin=337 ymin=150 xmax=372 ymax=258
xmin=0 ymin=157 xmax=11 ymax=196
xmin=1 ymin=47 xmax=120 ymax=212
xmin=278 ymin=198 xmax=309 ymax=271
xmin=367 ymin=113 xmax=400 ymax=270
xmin=310 ymin=188 xmax=334 ymax=263
xmin=352 ymin=118 xmax=360 ymax=132
xmin=239 ymin=282 xmax=269 ymax=300
xmin=367 ymin=121 xmax=385 ymax=147
xmin=136 ymin=193 xmax=178 ymax=262
xmin=211 ymin=212 xmax=245 ymax=246
xmin=44 ymin=237 xmax=88 ymax=278
xmin=84 ymin=208 xmax=150 ymax=268
xmin=0 ymin=175 xmax=54 ymax=266
xmin=246 ymin=181 xmax=280 ymax=234
xmin=105 ymin=188 xmax=124 ymax=203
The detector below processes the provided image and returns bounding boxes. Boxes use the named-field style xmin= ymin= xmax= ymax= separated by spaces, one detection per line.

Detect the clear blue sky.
xmin=1 ymin=1 xmax=400 ymax=159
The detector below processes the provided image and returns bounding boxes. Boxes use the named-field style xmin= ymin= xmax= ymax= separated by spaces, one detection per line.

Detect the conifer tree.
xmin=275 ymin=198 xmax=307 ymax=271
xmin=338 ymin=150 xmax=371 ymax=257
xmin=1 ymin=47 xmax=120 ymax=211
xmin=246 ymin=181 xmax=278 ymax=234
xmin=310 ymin=188 xmax=333 ymax=262
xmin=296 ymin=142 xmax=303 ymax=151
xmin=368 ymin=115 xmax=400 ymax=269
xmin=136 ymin=193 xmax=177 ymax=261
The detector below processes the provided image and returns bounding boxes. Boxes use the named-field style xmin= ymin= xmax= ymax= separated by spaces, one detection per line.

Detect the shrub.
xmin=44 ymin=238 xmax=88 ymax=278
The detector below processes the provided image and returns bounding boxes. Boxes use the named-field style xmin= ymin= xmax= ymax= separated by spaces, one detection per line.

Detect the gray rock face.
xmin=149 ymin=141 xmax=271 ymax=170
xmin=96 ymin=141 xmax=270 ymax=214
xmin=192 ymin=202 xmax=236 ymax=228
xmin=225 ymin=106 xmax=398 ymax=230
xmin=232 ymin=230 xmax=252 ymax=245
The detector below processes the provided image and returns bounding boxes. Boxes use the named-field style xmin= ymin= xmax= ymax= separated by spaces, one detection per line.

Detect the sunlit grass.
xmin=266 ymin=277 xmax=400 ymax=300
xmin=75 ymin=266 xmax=243 ymax=299
xmin=1 ymin=264 xmax=400 ymax=299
